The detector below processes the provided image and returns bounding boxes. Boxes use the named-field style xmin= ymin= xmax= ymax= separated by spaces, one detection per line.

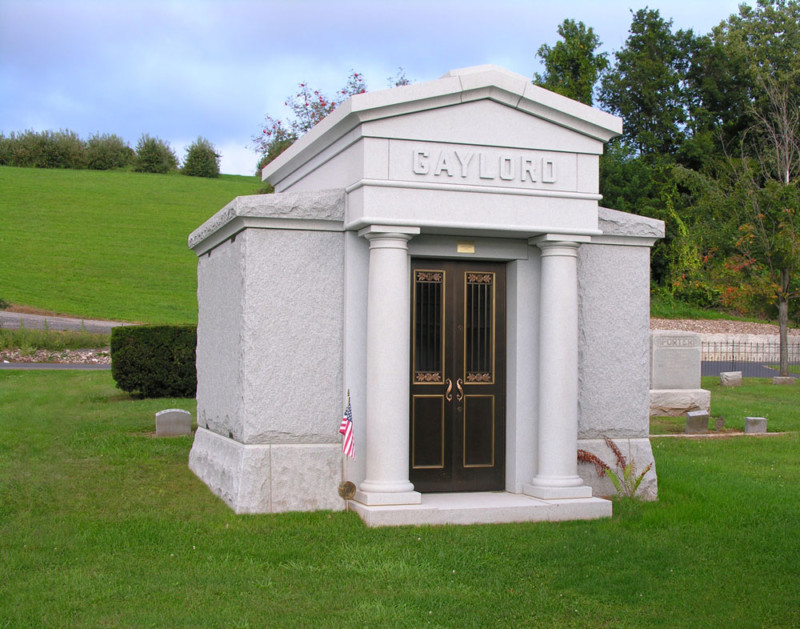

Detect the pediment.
xmin=263 ymin=65 xmax=621 ymax=188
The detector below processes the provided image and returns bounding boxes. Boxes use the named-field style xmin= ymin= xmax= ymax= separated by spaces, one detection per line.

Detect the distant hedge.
xmin=0 ymin=129 xmax=225 ymax=174
xmin=110 ymin=325 xmax=197 ymax=399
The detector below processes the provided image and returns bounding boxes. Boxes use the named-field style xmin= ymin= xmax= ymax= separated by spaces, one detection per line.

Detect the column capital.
xmin=358 ymin=224 xmax=421 ymax=240
xmin=529 ymin=233 xmax=591 ymax=251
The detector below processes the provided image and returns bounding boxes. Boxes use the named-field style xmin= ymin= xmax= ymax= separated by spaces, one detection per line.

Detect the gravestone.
xmin=685 ymin=410 xmax=709 ymax=434
xmin=744 ymin=416 xmax=767 ymax=434
xmin=156 ymin=409 xmax=192 ymax=436
xmin=720 ymin=371 xmax=742 ymax=387
xmin=650 ymin=331 xmax=710 ymax=416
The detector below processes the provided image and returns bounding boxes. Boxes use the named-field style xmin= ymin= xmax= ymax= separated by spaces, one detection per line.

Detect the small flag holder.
xmin=338 ymin=389 xmax=356 ymax=503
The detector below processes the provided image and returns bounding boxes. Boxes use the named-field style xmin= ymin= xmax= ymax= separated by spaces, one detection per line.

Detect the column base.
xmin=354 ymin=489 xmax=422 ymax=506
xmin=523 ymin=482 xmax=593 ymax=500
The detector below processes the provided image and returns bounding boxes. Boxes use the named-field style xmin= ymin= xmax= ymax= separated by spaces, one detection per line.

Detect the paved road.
xmin=0 ymin=311 xmax=134 ymax=334
xmin=702 ymin=360 xmax=797 ymax=379
xmin=0 ymin=362 xmax=110 ymax=370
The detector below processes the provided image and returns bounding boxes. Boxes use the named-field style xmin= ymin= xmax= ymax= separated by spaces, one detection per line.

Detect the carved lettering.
xmin=521 ymin=158 xmax=537 ymax=182
xmin=499 ymin=156 xmax=515 ymax=181
xmin=410 ymin=147 xmax=560 ymax=185
xmin=542 ymin=159 xmax=556 ymax=183
xmin=413 ymin=149 xmax=430 ymax=175
xmin=655 ymin=336 xmax=700 ymax=348
xmin=478 ymin=153 xmax=495 ymax=180
xmin=454 ymin=150 xmax=474 ymax=177
xmin=434 ymin=151 xmax=454 ymax=177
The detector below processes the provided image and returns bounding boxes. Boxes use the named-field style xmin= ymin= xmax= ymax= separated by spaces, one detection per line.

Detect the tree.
xmin=253 ymin=71 xmax=367 ymax=172
xmin=731 ymin=79 xmax=800 ymax=377
xmin=599 ymin=9 xmax=696 ymax=157
xmin=183 ymin=137 xmax=220 ymax=178
xmin=534 ymin=19 xmax=608 ymax=106
xmin=87 ymin=133 xmax=133 ymax=170
xmin=134 ymin=134 xmax=178 ymax=174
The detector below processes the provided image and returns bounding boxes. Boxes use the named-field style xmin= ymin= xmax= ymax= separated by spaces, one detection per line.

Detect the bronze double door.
xmin=410 ymin=259 xmax=506 ymax=492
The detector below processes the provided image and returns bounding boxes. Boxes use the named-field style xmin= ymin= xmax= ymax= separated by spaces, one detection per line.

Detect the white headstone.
xmin=744 ymin=416 xmax=767 ymax=434
xmin=156 ymin=409 xmax=192 ymax=436
xmin=720 ymin=371 xmax=742 ymax=387
xmin=651 ymin=331 xmax=702 ymax=390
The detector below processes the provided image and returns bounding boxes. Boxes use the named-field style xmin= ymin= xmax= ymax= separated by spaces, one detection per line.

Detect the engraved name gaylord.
xmin=412 ymin=148 xmax=557 ymax=184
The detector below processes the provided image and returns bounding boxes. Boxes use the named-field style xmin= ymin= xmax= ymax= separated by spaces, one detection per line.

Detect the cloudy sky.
xmin=1 ymin=0 xmax=743 ymax=176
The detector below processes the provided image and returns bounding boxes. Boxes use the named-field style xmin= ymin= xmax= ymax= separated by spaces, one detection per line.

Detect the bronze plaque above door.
xmin=410 ymin=259 xmax=506 ymax=492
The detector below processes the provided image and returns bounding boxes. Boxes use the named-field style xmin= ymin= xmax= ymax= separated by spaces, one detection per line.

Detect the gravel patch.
xmin=651 ymin=318 xmax=800 ymax=336
xmin=0 ymin=348 xmax=111 ymax=365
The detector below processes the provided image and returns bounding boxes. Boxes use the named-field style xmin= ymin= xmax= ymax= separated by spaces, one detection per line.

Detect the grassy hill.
xmin=0 ymin=166 xmax=264 ymax=324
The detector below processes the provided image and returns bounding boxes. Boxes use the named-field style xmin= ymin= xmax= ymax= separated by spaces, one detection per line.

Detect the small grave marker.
xmin=685 ymin=410 xmax=709 ymax=434
xmin=744 ymin=416 xmax=767 ymax=434
xmin=720 ymin=371 xmax=742 ymax=387
xmin=156 ymin=409 xmax=192 ymax=436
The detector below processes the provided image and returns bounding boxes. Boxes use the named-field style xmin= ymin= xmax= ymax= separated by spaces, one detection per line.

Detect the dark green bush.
xmin=0 ymin=134 xmax=12 ymax=165
xmin=182 ymin=136 xmax=220 ymax=178
xmin=110 ymin=325 xmax=196 ymax=398
xmin=133 ymin=134 xmax=178 ymax=174
xmin=87 ymin=133 xmax=134 ymax=170
xmin=1 ymin=129 xmax=88 ymax=169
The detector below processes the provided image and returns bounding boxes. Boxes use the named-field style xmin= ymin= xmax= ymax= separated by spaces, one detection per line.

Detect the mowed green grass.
xmin=1 ymin=370 xmax=799 ymax=628
xmin=0 ymin=166 xmax=263 ymax=324
xmin=650 ymin=376 xmax=800 ymax=434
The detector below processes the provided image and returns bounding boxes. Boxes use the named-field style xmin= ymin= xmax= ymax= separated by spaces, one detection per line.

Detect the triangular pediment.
xmin=263 ymin=65 xmax=621 ymax=187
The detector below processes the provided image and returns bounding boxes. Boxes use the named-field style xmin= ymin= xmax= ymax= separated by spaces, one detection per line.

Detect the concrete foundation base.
xmin=349 ymin=491 xmax=611 ymax=527
xmin=189 ymin=428 xmax=344 ymax=514
xmin=649 ymin=389 xmax=710 ymax=416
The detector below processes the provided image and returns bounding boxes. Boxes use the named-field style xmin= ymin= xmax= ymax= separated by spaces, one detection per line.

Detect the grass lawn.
xmin=0 ymin=166 xmax=263 ymax=325
xmin=651 ymin=376 xmax=800 ymax=435
xmin=1 ymin=371 xmax=799 ymax=627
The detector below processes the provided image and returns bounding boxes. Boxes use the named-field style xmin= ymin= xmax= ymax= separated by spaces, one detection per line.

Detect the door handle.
xmin=456 ymin=378 xmax=464 ymax=402
xmin=445 ymin=378 xmax=453 ymax=402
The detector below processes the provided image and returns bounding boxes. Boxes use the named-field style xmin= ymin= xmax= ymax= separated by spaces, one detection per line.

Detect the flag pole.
xmin=338 ymin=389 xmax=355 ymax=509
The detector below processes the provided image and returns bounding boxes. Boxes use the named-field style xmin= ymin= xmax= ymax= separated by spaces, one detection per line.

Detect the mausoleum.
xmin=188 ymin=65 xmax=664 ymax=526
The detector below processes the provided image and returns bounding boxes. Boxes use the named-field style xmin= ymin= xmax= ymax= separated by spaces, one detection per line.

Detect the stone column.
xmin=354 ymin=225 xmax=422 ymax=506
xmin=525 ymin=235 xmax=592 ymax=499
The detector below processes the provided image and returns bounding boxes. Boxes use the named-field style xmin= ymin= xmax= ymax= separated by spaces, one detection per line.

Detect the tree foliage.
xmin=182 ymin=136 xmax=220 ymax=178
xmin=133 ymin=134 xmax=178 ymax=174
xmin=253 ymin=71 xmax=367 ymax=173
xmin=593 ymin=0 xmax=800 ymax=358
xmin=599 ymin=9 xmax=695 ymax=156
xmin=534 ymin=19 xmax=608 ymax=106
xmin=87 ymin=133 xmax=134 ymax=170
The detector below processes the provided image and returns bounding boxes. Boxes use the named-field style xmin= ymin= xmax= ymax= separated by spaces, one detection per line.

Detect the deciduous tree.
xmin=599 ymin=9 xmax=695 ymax=157
xmin=253 ymin=71 xmax=367 ymax=173
xmin=534 ymin=19 xmax=608 ymax=106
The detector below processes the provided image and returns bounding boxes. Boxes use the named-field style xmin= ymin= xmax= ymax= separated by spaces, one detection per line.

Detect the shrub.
xmin=133 ymin=134 xmax=178 ymax=174
xmin=0 ymin=134 xmax=12 ymax=165
xmin=0 ymin=296 xmax=10 ymax=310
xmin=110 ymin=325 xmax=196 ymax=398
xmin=87 ymin=133 xmax=134 ymax=170
xmin=2 ymin=129 xmax=88 ymax=169
xmin=182 ymin=136 xmax=220 ymax=178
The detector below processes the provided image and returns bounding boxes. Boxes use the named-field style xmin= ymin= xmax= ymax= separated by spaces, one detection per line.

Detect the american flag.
xmin=339 ymin=398 xmax=355 ymax=459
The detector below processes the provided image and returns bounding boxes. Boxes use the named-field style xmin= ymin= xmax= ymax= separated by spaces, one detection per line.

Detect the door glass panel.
xmin=413 ymin=270 xmax=444 ymax=384
xmin=465 ymin=272 xmax=494 ymax=383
